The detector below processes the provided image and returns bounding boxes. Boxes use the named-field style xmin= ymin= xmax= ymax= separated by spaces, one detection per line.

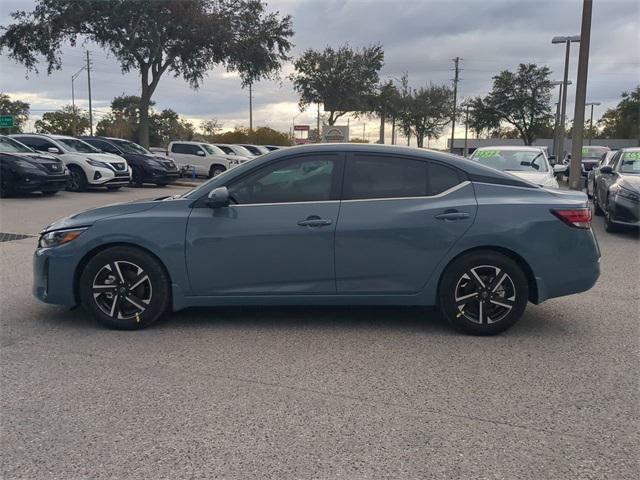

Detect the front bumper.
xmin=33 ymin=246 xmax=78 ymax=307
xmin=143 ymin=169 xmax=180 ymax=184
xmin=610 ymin=194 xmax=640 ymax=226
xmin=14 ymin=172 xmax=68 ymax=192
xmin=88 ymin=167 xmax=131 ymax=186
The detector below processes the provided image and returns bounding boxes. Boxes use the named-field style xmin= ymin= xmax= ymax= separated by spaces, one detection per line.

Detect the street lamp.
xmin=552 ymin=35 xmax=580 ymax=160
xmin=71 ymin=65 xmax=87 ymax=136
xmin=585 ymin=101 xmax=601 ymax=145
xmin=550 ymin=80 xmax=572 ymax=159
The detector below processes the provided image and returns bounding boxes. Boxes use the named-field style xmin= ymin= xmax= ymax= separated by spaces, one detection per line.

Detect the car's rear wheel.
xmin=208 ymin=165 xmax=226 ymax=178
xmin=131 ymin=167 xmax=144 ymax=187
xmin=67 ymin=165 xmax=88 ymax=192
xmin=79 ymin=246 xmax=170 ymax=330
xmin=438 ymin=251 xmax=529 ymax=335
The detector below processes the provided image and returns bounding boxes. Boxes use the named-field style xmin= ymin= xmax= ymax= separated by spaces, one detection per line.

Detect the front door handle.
xmin=297 ymin=216 xmax=332 ymax=227
xmin=435 ymin=210 xmax=470 ymax=221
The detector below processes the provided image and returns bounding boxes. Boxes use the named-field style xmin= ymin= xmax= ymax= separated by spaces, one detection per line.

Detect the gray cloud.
xmin=1 ymin=0 xmax=638 ymax=144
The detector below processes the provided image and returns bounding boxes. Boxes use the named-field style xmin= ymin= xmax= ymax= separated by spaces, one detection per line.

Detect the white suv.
xmin=12 ymin=134 xmax=131 ymax=191
xmin=167 ymin=141 xmax=249 ymax=178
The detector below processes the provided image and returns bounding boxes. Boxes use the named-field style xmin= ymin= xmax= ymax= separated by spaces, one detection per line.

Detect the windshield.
xmin=231 ymin=145 xmax=253 ymax=157
xmin=620 ymin=151 xmax=640 ymax=174
xmin=201 ymin=144 xmax=218 ymax=155
xmin=0 ymin=136 xmax=34 ymax=153
xmin=582 ymin=146 xmax=609 ymax=159
xmin=242 ymin=145 xmax=263 ymax=155
xmin=471 ymin=149 xmax=548 ymax=172
xmin=57 ymin=138 xmax=100 ymax=153
xmin=216 ymin=145 xmax=235 ymax=155
xmin=113 ymin=139 xmax=150 ymax=155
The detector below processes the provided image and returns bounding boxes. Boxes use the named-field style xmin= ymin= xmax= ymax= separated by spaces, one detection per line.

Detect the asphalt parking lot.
xmin=1 ymin=186 xmax=638 ymax=479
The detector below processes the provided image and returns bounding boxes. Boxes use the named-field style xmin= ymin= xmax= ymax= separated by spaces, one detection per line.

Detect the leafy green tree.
xmin=371 ymin=80 xmax=402 ymax=144
xmin=149 ymin=109 xmax=195 ymax=146
xmin=212 ymin=126 xmax=291 ymax=146
xmin=96 ymin=95 xmax=154 ymax=140
xmin=201 ymin=119 xmax=223 ymax=138
xmin=598 ymin=86 xmax=639 ymax=139
xmin=396 ymin=76 xmax=453 ymax=148
xmin=0 ymin=0 xmax=293 ymax=147
xmin=0 ymin=93 xmax=29 ymax=133
xmin=290 ymin=44 xmax=384 ymax=125
xmin=34 ymin=105 xmax=91 ymax=135
xmin=472 ymin=64 xmax=553 ymax=145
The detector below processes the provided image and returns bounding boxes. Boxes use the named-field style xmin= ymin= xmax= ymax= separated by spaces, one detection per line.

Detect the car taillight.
xmin=551 ymin=208 xmax=592 ymax=229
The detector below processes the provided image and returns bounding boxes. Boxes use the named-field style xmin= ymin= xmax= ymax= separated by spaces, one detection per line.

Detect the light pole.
xmin=585 ymin=101 xmax=600 ymax=145
xmin=552 ymin=35 xmax=580 ymax=161
xmin=550 ymin=80 xmax=571 ymax=159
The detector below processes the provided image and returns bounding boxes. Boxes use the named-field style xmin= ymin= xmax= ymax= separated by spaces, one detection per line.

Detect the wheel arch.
xmin=73 ymin=242 xmax=173 ymax=305
xmin=437 ymin=246 xmax=539 ymax=304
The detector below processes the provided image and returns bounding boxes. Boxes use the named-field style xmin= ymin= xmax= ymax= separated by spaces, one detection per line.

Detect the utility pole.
xmin=463 ymin=104 xmax=470 ymax=156
xmin=86 ymin=51 xmax=93 ymax=136
xmin=449 ymin=57 xmax=461 ymax=153
xmin=569 ymin=0 xmax=593 ymax=191
xmin=552 ymin=35 xmax=580 ymax=161
xmin=71 ymin=64 xmax=87 ymax=136
xmin=248 ymin=81 xmax=253 ymax=134
xmin=585 ymin=101 xmax=600 ymax=145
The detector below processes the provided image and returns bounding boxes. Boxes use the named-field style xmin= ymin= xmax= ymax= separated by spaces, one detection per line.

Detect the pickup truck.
xmin=165 ymin=141 xmax=250 ymax=178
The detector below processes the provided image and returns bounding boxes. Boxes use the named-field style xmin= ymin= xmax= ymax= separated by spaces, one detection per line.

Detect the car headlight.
xmin=617 ymin=187 xmax=639 ymax=202
xmin=38 ymin=227 xmax=88 ymax=248
xmin=14 ymin=159 xmax=40 ymax=169
xmin=86 ymin=159 xmax=110 ymax=169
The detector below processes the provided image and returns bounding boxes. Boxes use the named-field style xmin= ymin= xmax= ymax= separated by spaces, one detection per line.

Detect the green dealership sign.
xmin=0 ymin=115 xmax=14 ymax=128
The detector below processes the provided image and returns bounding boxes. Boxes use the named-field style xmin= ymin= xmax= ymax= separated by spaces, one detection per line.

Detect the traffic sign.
xmin=0 ymin=115 xmax=14 ymax=127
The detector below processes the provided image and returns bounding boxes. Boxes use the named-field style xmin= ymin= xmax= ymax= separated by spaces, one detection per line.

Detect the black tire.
xmin=208 ymin=164 xmax=226 ymax=179
xmin=79 ymin=246 xmax=171 ymax=330
xmin=41 ymin=190 xmax=59 ymax=196
xmin=438 ymin=251 xmax=529 ymax=335
xmin=593 ymin=193 xmax=603 ymax=216
xmin=67 ymin=165 xmax=88 ymax=192
xmin=0 ymin=171 xmax=15 ymax=197
xmin=106 ymin=186 xmax=122 ymax=191
xmin=604 ymin=197 xmax=620 ymax=233
xmin=131 ymin=167 xmax=144 ymax=187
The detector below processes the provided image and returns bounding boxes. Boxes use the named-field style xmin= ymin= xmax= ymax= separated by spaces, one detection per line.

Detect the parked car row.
xmin=1 ymin=133 xmax=286 ymax=197
xmin=587 ymin=147 xmax=640 ymax=232
xmin=164 ymin=141 xmax=284 ymax=179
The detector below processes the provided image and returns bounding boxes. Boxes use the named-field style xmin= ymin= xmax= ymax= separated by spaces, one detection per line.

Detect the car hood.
xmin=618 ymin=174 xmax=640 ymax=193
xmin=507 ymin=171 xmax=552 ymax=186
xmin=86 ymin=152 xmax=127 ymax=164
xmin=43 ymin=198 xmax=161 ymax=233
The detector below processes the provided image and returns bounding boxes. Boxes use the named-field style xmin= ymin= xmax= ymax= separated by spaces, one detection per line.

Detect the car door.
xmin=185 ymin=152 xmax=344 ymax=295
xmin=335 ymin=153 xmax=477 ymax=294
xmin=597 ymin=151 xmax=621 ymax=201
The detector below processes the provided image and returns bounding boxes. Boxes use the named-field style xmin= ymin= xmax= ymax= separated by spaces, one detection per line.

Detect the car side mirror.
xmin=600 ymin=165 xmax=613 ymax=174
xmin=47 ymin=147 xmax=60 ymax=154
xmin=206 ymin=186 xmax=230 ymax=208
xmin=196 ymin=150 xmax=206 ymax=156
xmin=553 ymin=164 xmax=568 ymax=175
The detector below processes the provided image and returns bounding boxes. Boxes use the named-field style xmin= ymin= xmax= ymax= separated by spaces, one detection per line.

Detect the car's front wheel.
xmin=603 ymin=196 xmax=620 ymax=233
xmin=208 ymin=165 xmax=226 ymax=178
xmin=79 ymin=246 xmax=171 ymax=329
xmin=438 ymin=251 xmax=529 ymax=335
xmin=67 ymin=165 xmax=88 ymax=192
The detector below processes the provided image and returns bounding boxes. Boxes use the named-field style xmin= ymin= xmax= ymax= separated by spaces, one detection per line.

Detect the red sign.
xmin=294 ymin=124 xmax=309 ymax=131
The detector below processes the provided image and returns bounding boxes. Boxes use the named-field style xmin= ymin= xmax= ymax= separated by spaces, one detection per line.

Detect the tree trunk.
xmin=416 ymin=135 xmax=424 ymax=148
xmin=391 ymin=117 xmax=396 ymax=144
xmin=378 ymin=113 xmax=385 ymax=144
xmin=139 ymin=92 xmax=151 ymax=148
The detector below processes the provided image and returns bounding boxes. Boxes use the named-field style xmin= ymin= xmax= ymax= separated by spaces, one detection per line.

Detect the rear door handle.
xmin=435 ymin=211 xmax=470 ymax=221
xmin=297 ymin=216 xmax=333 ymax=227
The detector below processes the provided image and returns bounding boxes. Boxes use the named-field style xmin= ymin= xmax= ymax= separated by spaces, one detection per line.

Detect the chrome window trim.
xmin=229 ymin=181 xmax=470 ymax=207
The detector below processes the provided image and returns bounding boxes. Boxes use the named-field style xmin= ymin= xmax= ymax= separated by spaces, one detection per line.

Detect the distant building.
xmin=448 ymin=138 xmax=639 ymax=156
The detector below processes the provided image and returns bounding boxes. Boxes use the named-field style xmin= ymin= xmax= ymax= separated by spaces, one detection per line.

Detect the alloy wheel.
xmin=68 ymin=170 xmax=80 ymax=191
xmin=454 ymin=265 xmax=516 ymax=325
xmin=92 ymin=261 xmax=153 ymax=321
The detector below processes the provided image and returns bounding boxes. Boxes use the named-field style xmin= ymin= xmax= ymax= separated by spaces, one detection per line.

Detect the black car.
xmin=0 ymin=136 xmax=68 ymax=197
xmin=580 ymin=146 xmax=611 ymax=176
xmin=593 ymin=147 xmax=640 ymax=232
xmin=79 ymin=136 xmax=179 ymax=186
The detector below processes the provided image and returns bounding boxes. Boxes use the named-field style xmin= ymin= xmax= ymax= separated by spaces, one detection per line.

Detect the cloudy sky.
xmin=1 ymin=0 xmax=638 ymax=147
